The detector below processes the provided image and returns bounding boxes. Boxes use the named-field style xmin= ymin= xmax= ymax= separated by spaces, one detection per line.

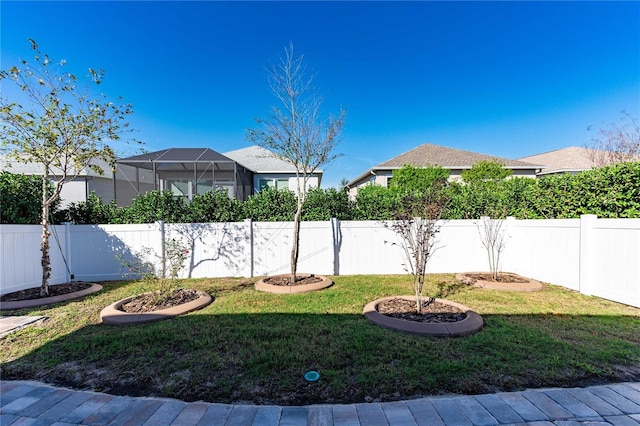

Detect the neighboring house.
xmin=518 ymin=146 xmax=601 ymax=176
xmin=346 ymin=143 xmax=541 ymax=197
xmin=0 ymin=153 xmax=150 ymax=209
xmin=1 ymin=146 xmax=321 ymax=208
xmin=116 ymin=146 xmax=321 ymax=204
xmin=223 ymin=145 xmax=322 ymax=195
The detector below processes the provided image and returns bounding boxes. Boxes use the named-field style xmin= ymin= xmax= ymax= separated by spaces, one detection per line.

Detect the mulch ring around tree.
xmin=1 ymin=282 xmax=93 ymax=302
xmin=456 ymin=272 xmax=543 ymax=292
xmin=0 ymin=282 xmax=104 ymax=310
xmin=377 ymin=297 xmax=467 ymax=323
xmin=255 ymin=273 xmax=334 ymax=294
xmin=363 ymin=295 xmax=484 ymax=337
xmin=120 ymin=288 xmax=202 ymax=313
xmin=263 ymin=275 xmax=325 ymax=286
xmin=100 ymin=289 xmax=213 ymax=325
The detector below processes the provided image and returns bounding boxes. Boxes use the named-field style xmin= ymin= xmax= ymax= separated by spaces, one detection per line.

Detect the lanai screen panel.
xmin=116 ymin=148 xmax=251 ymax=203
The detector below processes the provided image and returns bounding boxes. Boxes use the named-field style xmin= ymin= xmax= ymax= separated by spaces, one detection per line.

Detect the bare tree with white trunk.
xmin=247 ymin=42 xmax=345 ymax=283
xmin=386 ymin=187 xmax=449 ymax=314
xmin=476 ymin=216 xmax=508 ymax=281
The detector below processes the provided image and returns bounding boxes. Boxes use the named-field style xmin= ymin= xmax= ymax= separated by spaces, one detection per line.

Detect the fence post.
xmin=156 ymin=220 xmax=166 ymax=278
xmin=0 ymin=225 xmax=4 ymax=294
xmin=64 ymin=222 xmax=73 ymax=282
xmin=330 ymin=218 xmax=341 ymax=275
xmin=579 ymin=214 xmax=597 ymax=296
xmin=244 ymin=218 xmax=254 ymax=278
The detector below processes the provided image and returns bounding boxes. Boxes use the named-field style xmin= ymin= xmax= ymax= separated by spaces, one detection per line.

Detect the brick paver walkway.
xmin=2 ymin=380 xmax=640 ymax=425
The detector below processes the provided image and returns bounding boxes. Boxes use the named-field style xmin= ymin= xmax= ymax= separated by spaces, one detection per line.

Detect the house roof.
xmin=223 ymin=145 xmax=323 ymax=175
xmin=517 ymin=146 xmax=599 ymax=175
xmin=223 ymin=146 xmax=295 ymax=173
xmin=117 ymin=148 xmax=236 ymax=171
xmin=0 ymin=154 xmax=113 ymax=178
xmin=379 ymin=143 xmax=539 ymax=169
xmin=347 ymin=142 xmax=541 ymax=186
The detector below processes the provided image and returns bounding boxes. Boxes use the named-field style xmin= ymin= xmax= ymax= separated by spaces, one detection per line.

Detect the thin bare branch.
xmin=247 ymin=43 xmax=345 ymax=281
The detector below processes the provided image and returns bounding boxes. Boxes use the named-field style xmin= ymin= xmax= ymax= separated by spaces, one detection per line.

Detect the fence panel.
xmin=430 ymin=220 xmax=487 ymax=274
xmin=589 ymin=219 xmax=640 ymax=307
xmin=252 ymin=221 xmax=333 ymax=277
xmin=69 ymin=223 xmax=158 ymax=282
xmin=0 ymin=224 xmax=68 ymax=294
xmin=337 ymin=221 xmax=405 ymax=275
xmin=505 ymin=219 xmax=581 ymax=291
xmin=166 ymin=222 xmax=251 ymax=279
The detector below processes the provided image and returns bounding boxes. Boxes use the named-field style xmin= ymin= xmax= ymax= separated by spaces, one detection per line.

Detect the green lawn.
xmin=1 ymin=274 xmax=639 ymax=405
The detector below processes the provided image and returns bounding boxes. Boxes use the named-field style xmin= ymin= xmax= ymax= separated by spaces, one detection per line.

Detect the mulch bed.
xmin=377 ymin=297 xmax=466 ymax=323
xmin=120 ymin=288 xmax=202 ymax=313
xmin=263 ymin=275 xmax=323 ymax=286
xmin=0 ymin=282 xmax=93 ymax=302
xmin=463 ymin=272 xmax=530 ymax=283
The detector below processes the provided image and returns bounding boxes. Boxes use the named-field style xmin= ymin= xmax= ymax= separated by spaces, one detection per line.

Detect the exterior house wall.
xmin=253 ymin=173 xmax=321 ymax=195
xmin=58 ymin=176 xmax=121 ymax=207
xmin=58 ymin=179 xmax=89 ymax=208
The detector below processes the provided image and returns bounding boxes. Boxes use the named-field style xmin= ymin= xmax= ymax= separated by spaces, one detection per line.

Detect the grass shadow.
xmin=2 ymin=309 xmax=639 ymax=406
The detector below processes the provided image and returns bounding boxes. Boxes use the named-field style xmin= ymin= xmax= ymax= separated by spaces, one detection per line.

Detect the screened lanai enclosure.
xmin=115 ymin=148 xmax=253 ymax=205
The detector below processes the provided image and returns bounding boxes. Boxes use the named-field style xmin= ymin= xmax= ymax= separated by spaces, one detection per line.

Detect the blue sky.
xmin=2 ymin=1 xmax=639 ymax=188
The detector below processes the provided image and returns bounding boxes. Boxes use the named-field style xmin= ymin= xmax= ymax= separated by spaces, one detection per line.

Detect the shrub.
xmin=188 ymin=189 xmax=243 ymax=223
xmin=354 ymin=185 xmax=400 ymax=220
xmin=389 ymin=164 xmax=450 ymax=193
xmin=120 ymin=190 xmax=188 ymax=224
xmin=461 ymin=160 xmax=512 ymax=184
xmin=0 ymin=171 xmax=59 ymax=224
xmin=66 ymin=192 xmax=119 ymax=224
xmin=302 ymin=187 xmax=354 ymax=221
xmin=243 ymin=187 xmax=296 ymax=221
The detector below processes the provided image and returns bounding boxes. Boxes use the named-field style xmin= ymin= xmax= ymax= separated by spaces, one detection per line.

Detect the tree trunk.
xmin=40 ymin=176 xmax=51 ymax=297
xmin=290 ymin=202 xmax=303 ymax=283
xmin=415 ymin=276 xmax=422 ymax=314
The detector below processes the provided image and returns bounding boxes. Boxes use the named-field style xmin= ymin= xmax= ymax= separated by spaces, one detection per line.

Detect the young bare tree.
xmin=0 ymin=40 xmax=138 ymax=296
xmin=586 ymin=111 xmax=640 ymax=167
xmin=247 ymin=42 xmax=345 ymax=282
xmin=386 ymin=184 xmax=449 ymax=314
xmin=476 ymin=216 xmax=508 ymax=281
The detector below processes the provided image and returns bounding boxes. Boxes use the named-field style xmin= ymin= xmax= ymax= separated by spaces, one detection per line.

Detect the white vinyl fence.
xmin=1 ymin=215 xmax=639 ymax=308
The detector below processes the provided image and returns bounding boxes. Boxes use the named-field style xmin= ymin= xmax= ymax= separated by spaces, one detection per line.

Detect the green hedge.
xmin=0 ymin=171 xmax=60 ymax=224
xmin=4 ymin=163 xmax=639 ymax=224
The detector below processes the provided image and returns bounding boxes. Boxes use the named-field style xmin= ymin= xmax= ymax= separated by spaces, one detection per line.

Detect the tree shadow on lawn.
xmin=2 ymin=311 xmax=639 ymax=406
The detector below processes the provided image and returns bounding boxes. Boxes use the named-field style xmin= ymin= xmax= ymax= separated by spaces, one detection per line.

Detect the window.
xmin=165 ymin=178 xmax=234 ymax=200
xmin=168 ymin=180 xmax=190 ymax=200
xmin=258 ymin=178 xmax=289 ymax=192
xmin=195 ymin=179 xmax=213 ymax=195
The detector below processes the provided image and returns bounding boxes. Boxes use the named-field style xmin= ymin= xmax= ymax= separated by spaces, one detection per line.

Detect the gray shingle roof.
xmin=118 ymin=148 xmax=234 ymax=166
xmin=223 ymin=146 xmax=300 ymax=173
xmin=378 ymin=143 xmax=539 ymax=169
xmin=0 ymin=154 xmax=113 ymax=177
xmin=518 ymin=146 xmax=598 ymax=174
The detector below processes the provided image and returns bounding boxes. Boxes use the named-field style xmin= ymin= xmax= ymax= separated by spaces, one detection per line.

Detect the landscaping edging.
xmin=1 ymin=283 xmax=103 ymax=310
xmin=363 ymin=296 xmax=483 ymax=337
xmin=100 ymin=290 xmax=212 ymax=325
xmin=254 ymin=274 xmax=334 ymax=294
xmin=456 ymin=272 xmax=543 ymax=292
